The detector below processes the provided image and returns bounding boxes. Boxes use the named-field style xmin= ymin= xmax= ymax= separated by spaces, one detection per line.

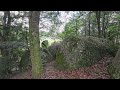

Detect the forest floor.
xmin=10 ymin=55 xmax=113 ymax=79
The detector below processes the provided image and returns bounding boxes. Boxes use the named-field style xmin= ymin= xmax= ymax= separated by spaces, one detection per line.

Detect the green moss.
xmin=19 ymin=50 xmax=31 ymax=72
xmin=107 ymin=48 xmax=120 ymax=79
xmin=76 ymin=46 xmax=102 ymax=68
xmin=107 ymin=63 xmax=120 ymax=79
xmin=30 ymin=44 xmax=43 ymax=79
xmin=107 ymin=44 xmax=119 ymax=57
xmin=77 ymin=56 xmax=94 ymax=67
xmin=55 ymin=51 xmax=69 ymax=70
xmin=54 ymin=36 xmax=109 ymax=70
xmin=107 ymin=63 xmax=115 ymax=79
xmin=77 ymin=59 xmax=90 ymax=67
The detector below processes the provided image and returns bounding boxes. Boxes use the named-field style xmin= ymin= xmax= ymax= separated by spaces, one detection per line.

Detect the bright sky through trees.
xmin=0 ymin=11 xmax=73 ymax=33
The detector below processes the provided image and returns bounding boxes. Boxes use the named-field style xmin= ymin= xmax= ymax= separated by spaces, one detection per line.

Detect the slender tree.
xmin=95 ymin=11 xmax=101 ymax=38
xmin=102 ymin=11 xmax=105 ymax=38
xmin=88 ymin=11 xmax=91 ymax=36
xmin=1 ymin=11 xmax=11 ymax=56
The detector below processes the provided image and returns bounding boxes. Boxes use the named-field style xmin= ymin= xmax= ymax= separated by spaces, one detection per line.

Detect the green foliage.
xmin=0 ymin=57 xmax=19 ymax=79
xmin=62 ymin=16 xmax=82 ymax=39
xmin=107 ymin=25 xmax=120 ymax=41
xmin=0 ymin=41 xmax=29 ymax=73
xmin=0 ymin=41 xmax=28 ymax=49
xmin=41 ymin=40 xmax=49 ymax=48
xmin=0 ymin=57 xmax=9 ymax=78
xmin=0 ymin=11 xmax=120 ymax=78
xmin=107 ymin=43 xmax=119 ymax=57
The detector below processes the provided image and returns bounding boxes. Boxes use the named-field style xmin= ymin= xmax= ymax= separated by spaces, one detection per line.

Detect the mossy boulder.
xmin=107 ymin=42 xmax=119 ymax=57
xmin=40 ymin=47 xmax=52 ymax=64
xmin=55 ymin=51 xmax=69 ymax=70
xmin=48 ymin=42 xmax=61 ymax=60
xmin=19 ymin=50 xmax=31 ymax=72
xmin=108 ymin=48 xmax=120 ymax=79
xmin=55 ymin=36 xmax=109 ymax=70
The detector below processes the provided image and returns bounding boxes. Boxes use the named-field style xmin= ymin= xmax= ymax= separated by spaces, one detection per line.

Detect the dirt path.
xmin=10 ymin=55 xmax=113 ymax=79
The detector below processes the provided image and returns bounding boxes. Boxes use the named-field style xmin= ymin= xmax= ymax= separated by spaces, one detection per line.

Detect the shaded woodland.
xmin=0 ymin=11 xmax=119 ymax=79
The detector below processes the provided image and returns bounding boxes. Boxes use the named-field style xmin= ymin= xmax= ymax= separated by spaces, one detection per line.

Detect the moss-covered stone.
xmin=107 ymin=43 xmax=119 ymax=57
xmin=48 ymin=42 xmax=61 ymax=60
xmin=19 ymin=50 xmax=31 ymax=72
xmin=55 ymin=36 xmax=109 ymax=70
xmin=40 ymin=47 xmax=53 ymax=64
xmin=108 ymin=48 xmax=120 ymax=79
xmin=55 ymin=51 xmax=69 ymax=70
xmin=107 ymin=63 xmax=114 ymax=79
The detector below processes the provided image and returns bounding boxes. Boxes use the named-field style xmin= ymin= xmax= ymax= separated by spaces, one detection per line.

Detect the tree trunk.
xmin=95 ymin=11 xmax=101 ymax=38
xmin=104 ymin=12 xmax=110 ymax=38
xmin=3 ymin=11 xmax=11 ymax=40
xmin=116 ymin=20 xmax=120 ymax=44
xmin=25 ymin=28 xmax=29 ymax=49
xmin=75 ymin=19 xmax=78 ymax=36
xmin=1 ymin=11 xmax=11 ymax=56
xmin=29 ymin=11 xmax=43 ymax=79
xmin=84 ymin=19 xmax=87 ymax=36
xmin=92 ymin=23 xmax=95 ymax=37
xmin=102 ymin=12 xmax=105 ymax=38
xmin=88 ymin=12 xmax=91 ymax=36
